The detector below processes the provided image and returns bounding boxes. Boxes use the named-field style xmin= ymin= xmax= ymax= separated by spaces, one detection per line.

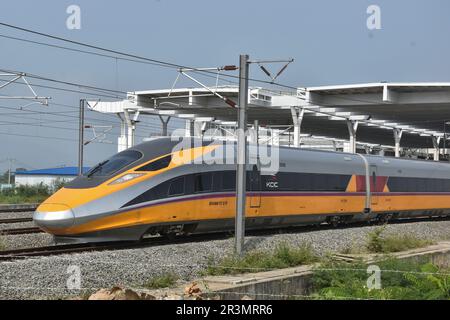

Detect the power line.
xmin=0 ymin=78 xmax=122 ymax=100
xmin=0 ymin=103 xmax=179 ymax=138
xmin=0 ymin=22 xmax=297 ymax=90
xmin=0 ymin=72 xmax=124 ymax=98
xmin=0 ymin=103 xmax=177 ymax=140
xmin=0 ymin=33 xmax=239 ymax=86
xmin=0 ymin=130 xmax=118 ymax=145
xmin=4 ymin=21 xmax=431 ymax=121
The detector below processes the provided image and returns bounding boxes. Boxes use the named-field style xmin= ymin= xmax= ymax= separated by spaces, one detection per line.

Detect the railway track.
xmin=0 ymin=227 xmax=43 ymax=235
xmin=0 ymin=217 xmax=33 ymax=224
xmin=0 ymin=205 xmax=38 ymax=213
xmin=0 ymin=215 xmax=449 ymax=262
xmin=0 ymin=233 xmax=232 ymax=262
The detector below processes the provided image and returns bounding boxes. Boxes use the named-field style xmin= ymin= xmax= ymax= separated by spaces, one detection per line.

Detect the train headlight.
xmin=109 ymin=173 xmax=145 ymax=185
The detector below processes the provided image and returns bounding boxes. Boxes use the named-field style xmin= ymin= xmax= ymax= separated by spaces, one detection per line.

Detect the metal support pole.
xmin=393 ymin=129 xmax=403 ymax=158
xmin=78 ymin=99 xmax=85 ymax=176
xmin=7 ymin=158 xmax=12 ymax=185
xmin=235 ymin=54 xmax=249 ymax=256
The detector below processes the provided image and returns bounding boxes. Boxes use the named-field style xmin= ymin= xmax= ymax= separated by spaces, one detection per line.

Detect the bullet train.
xmin=34 ymin=137 xmax=450 ymax=243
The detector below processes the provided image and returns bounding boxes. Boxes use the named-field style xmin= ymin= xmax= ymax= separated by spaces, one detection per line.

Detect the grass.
xmin=366 ymin=227 xmax=433 ymax=254
xmin=0 ymin=194 xmax=49 ymax=204
xmin=142 ymin=273 xmax=179 ymax=289
xmin=341 ymin=227 xmax=433 ymax=255
xmin=311 ymin=258 xmax=450 ymax=300
xmin=204 ymin=242 xmax=318 ymax=276
xmin=0 ymin=183 xmax=65 ymax=204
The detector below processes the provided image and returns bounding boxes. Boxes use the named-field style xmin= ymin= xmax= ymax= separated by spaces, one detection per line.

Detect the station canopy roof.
xmin=88 ymin=82 xmax=450 ymax=149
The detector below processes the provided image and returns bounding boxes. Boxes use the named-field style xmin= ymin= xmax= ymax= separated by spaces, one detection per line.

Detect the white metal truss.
xmin=84 ymin=124 xmax=113 ymax=145
xmin=178 ymin=66 xmax=238 ymax=108
xmin=0 ymin=72 xmax=50 ymax=108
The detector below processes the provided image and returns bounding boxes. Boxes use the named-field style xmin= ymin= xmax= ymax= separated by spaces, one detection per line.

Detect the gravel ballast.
xmin=0 ymin=211 xmax=33 ymax=219
xmin=0 ymin=221 xmax=36 ymax=231
xmin=0 ymin=220 xmax=449 ymax=300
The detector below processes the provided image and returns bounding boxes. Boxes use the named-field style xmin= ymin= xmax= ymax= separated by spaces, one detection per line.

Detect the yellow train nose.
xmin=33 ymin=203 xmax=75 ymax=229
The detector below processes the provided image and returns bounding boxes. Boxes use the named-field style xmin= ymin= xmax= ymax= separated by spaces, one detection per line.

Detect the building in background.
xmin=15 ymin=167 xmax=89 ymax=189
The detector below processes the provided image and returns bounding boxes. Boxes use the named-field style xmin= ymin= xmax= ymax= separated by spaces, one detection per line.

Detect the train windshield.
xmin=86 ymin=150 xmax=142 ymax=178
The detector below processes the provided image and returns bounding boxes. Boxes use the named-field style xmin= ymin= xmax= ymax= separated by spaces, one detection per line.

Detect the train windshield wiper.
xmin=86 ymin=160 xmax=109 ymax=178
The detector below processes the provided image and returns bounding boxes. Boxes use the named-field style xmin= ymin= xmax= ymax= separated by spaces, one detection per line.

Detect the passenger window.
xmin=212 ymin=172 xmax=221 ymax=191
xmin=153 ymin=181 xmax=170 ymax=199
xmin=222 ymin=171 xmax=236 ymax=191
xmin=168 ymin=177 xmax=184 ymax=196
xmin=194 ymin=173 xmax=213 ymax=193
xmin=136 ymin=155 xmax=172 ymax=172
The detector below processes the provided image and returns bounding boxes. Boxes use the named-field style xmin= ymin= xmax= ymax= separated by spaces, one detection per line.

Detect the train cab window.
xmin=136 ymin=155 xmax=172 ymax=172
xmin=222 ymin=171 xmax=236 ymax=191
xmin=86 ymin=150 xmax=142 ymax=177
xmin=194 ymin=173 xmax=213 ymax=193
xmin=168 ymin=177 xmax=185 ymax=196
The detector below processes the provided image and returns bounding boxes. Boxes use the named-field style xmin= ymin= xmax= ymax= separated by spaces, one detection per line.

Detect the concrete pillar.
xmin=123 ymin=109 xmax=136 ymax=148
xmin=290 ymin=107 xmax=305 ymax=147
xmin=393 ymin=129 xmax=403 ymax=158
xmin=272 ymin=129 xmax=280 ymax=146
xmin=346 ymin=120 xmax=359 ymax=153
xmin=193 ymin=121 xmax=204 ymax=137
xmin=185 ymin=120 xmax=194 ymax=137
xmin=117 ymin=114 xmax=127 ymax=152
xmin=249 ymin=120 xmax=259 ymax=144
xmin=432 ymin=136 xmax=441 ymax=161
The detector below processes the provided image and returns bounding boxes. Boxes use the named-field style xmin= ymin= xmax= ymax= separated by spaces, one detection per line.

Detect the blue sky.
xmin=1 ymin=0 xmax=450 ymax=172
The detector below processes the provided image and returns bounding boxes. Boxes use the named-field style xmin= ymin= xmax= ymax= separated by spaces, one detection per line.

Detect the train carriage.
xmin=33 ymin=137 xmax=450 ymax=243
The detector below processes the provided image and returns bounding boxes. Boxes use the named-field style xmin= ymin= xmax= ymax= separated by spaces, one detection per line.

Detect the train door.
xmin=250 ymin=165 xmax=261 ymax=208
xmin=370 ymin=165 xmax=378 ymax=205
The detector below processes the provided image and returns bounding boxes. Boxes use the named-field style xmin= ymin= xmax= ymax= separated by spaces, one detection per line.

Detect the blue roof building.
xmin=15 ymin=167 xmax=90 ymax=188
xmin=15 ymin=167 xmax=90 ymax=176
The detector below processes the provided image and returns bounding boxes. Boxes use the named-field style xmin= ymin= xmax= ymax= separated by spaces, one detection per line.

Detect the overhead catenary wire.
xmin=0 ymin=33 xmax=240 ymax=86
xmin=0 ymin=78 xmax=122 ymax=100
xmin=0 ymin=71 xmax=124 ymax=98
xmin=0 ymin=100 xmax=179 ymax=133
xmin=0 ymin=130 xmax=119 ymax=145
xmin=0 ymin=118 xmax=168 ymax=141
xmin=0 ymin=23 xmax=444 ymax=148
xmin=0 ymin=22 xmax=298 ymax=90
xmin=2 ymin=21 xmax=445 ymax=122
